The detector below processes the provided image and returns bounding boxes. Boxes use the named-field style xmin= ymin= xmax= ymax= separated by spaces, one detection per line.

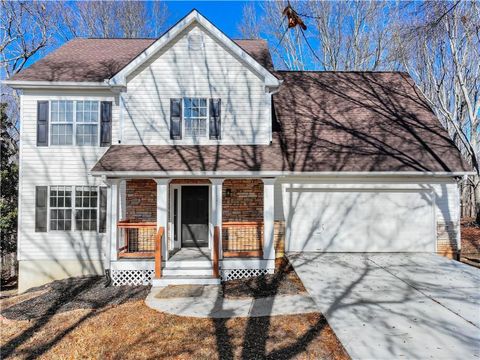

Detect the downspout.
xmin=266 ymin=83 xmax=282 ymax=144
xmin=102 ymin=176 xmax=113 ymax=286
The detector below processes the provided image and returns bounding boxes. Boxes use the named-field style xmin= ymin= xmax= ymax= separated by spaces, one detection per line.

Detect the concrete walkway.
xmin=145 ymin=285 xmax=317 ymax=318
xmin=288 ymin=253 xmax=480 ymax=360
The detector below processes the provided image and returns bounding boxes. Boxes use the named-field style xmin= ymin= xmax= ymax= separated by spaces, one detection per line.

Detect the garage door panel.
xmin=286 ymin=189 xmax=435 ymax=252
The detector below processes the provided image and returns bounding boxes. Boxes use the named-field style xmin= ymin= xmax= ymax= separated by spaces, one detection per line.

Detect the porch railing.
xmin=222 ymin=221 xmax=263 ymax=258
xmin=155 ymin=226 xmax=164 ymax=278
xmin=117 ymin=220 xmax=157 ymax=258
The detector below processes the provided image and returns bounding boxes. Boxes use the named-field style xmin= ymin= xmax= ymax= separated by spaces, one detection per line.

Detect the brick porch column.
xmin=262 ymin=178 xmax=276 ymax=260
xmin=155 ymin=178 xmax=170 ymax=260
xmin=211 ymin=178 xmax=224 ymax=258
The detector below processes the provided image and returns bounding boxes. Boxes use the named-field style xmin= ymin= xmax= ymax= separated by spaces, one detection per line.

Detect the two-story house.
xmin=6 ymin=11 xmax=471 ymax=292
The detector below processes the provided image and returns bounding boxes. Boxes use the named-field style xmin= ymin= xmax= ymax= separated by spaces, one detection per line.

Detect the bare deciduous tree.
xmin=395 ymin=1 xmax=480 ymax=221
xmin=238 ymin=0 xmax=479 ymax=221
xmin=52 ymin=1 xmax=169 ymax=41
xmin=307 ymin=0 xmax=399 ymax=71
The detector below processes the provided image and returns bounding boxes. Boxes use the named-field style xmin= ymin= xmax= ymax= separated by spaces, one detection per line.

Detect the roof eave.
xmin=90 ymin=170 xmax=475 ymax=178
xmin=3 ymin=79 xmax=124 ymax=90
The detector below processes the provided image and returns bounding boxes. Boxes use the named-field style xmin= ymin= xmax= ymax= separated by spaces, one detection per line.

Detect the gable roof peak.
xmin=108 ymin=9 xmax=280 ymax=87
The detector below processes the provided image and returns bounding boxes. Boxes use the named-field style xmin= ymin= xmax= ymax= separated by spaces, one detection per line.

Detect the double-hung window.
xmin=51 ymin=101 xmax=74 ymax=145
xmin=184 ymin=98 xmax=208 ymax=138
xmin=76 ymin=101 xmax=99 ymax=145
xmin=75 ymin=186 xmax=98 ymax=231
xmin=50 ymin=100 xmax=99 ymax=146
xmin=50 ymin=186 xmax=73 ymax=230
xmin=48 ymin=186 xmax=98 ymax=231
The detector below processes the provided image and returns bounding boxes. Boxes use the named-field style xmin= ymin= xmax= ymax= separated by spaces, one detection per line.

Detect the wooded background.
xmin=1 ymin=0 xmax=479 ymax=281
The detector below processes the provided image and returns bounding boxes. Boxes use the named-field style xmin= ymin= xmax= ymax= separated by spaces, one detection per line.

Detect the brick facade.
xmin=436 ymin=221 xmax=459 ymax=259
xmin=222 ymin=179 xmax=263 ymax=222
xmin=124 ymin=178 xmax=285 ymax=258
xmin=125 ymin=179 xmax=157 ymax=222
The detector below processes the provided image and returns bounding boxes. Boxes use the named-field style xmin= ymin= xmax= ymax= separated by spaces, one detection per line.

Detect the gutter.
xmin=2 ymin=79 xmax=125 ymax=90
xmin=90 ymin=170 xmax=476 ymax=178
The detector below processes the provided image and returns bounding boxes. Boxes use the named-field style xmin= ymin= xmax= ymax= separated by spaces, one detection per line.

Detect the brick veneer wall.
xmin=222 ymin=179 xmax=263 ymax=253
xmin=274 ymin=221 xmax=285 ymax=258
xmin=125 ymin=179 xmax=157 ymax=221
xmin=437 ymin=221 xmax=459 ymax=259
xmin=222 ymin=179 xmax=263 ymax=222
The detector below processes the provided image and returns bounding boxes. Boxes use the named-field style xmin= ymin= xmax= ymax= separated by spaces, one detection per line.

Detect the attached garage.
xmin=283 ymin=184 xmax=436 ymax=253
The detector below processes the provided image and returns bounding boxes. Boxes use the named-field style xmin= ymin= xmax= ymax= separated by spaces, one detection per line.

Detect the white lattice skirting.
xmin=220 ymin=268 xmax=269 ymax=281
xmin=111 ymin=269 xmax=155 ymax=286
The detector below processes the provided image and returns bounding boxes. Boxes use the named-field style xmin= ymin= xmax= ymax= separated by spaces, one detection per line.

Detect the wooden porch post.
xmin=262 ymin=178 xmax=276 ymax=260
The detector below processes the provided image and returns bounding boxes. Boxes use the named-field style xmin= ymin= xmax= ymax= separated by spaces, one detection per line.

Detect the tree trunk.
xmin=474 ymin=175 xmax=480 ymax=225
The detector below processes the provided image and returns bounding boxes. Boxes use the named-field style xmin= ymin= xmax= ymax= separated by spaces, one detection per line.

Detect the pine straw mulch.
xmin=460 ymin=219 xmax=480 ymax=268
xmin=0 ymin=276 xmax=349 ymax=360
xmin=222 ymin=257 xmax=307 ymax=299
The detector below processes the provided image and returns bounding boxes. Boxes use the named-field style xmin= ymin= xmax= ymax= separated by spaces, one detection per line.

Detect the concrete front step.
xmin=152 ymin=276 xmax=221 ymax=286
xmin=162 ymin=267 xmax=214 ymax=276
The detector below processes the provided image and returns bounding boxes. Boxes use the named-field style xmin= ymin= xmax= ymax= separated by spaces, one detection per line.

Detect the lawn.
xmin=0 ymin=276 xmax=349 ymax=360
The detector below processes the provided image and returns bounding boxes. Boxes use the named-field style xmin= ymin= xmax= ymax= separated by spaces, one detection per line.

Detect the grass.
xmin=1 ymin=278 xmax=349 ymax=360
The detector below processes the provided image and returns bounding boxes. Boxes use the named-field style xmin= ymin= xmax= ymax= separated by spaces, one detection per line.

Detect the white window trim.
xmin=48 ymin=186 xmax=73 ymax=232
xmin=182 ymin=97 xmax=209 ymax=139
xmin=49 ymin=100 xmax=101 ymax=147
xmin=47 ymin=185 xmax=102 ymax=232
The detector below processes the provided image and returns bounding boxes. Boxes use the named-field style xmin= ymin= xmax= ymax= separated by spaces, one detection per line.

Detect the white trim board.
xmin=90 ymin=170 xmax=474 ymax=178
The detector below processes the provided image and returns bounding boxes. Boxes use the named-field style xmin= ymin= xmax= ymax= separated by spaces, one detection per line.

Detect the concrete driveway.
xmin=287 ymin=253 xmax=480 ymax=360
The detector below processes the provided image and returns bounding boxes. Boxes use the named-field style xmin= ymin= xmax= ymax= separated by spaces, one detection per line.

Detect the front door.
xmin=181 ymin=186 xmax=209 ymax=247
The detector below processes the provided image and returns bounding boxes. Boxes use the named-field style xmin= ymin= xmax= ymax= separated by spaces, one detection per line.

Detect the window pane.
xmin=74 ymin=187 xmax=98 ymax=231
xmin=76 ymin=124 xmax=98 ymax=146
xmin=184 ymin=98 xmax=207 ymax=138
xmin=51 ymin=124 xmax=73 ymax=145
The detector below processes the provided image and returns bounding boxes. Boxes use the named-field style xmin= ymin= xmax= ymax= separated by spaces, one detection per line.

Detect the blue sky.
xmin=165 ymin=1 xmax=259 ymax=38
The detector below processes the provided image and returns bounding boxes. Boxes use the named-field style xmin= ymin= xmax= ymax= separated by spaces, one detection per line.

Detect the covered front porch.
xmin=105 ymin=178 xmax=278 ymax=285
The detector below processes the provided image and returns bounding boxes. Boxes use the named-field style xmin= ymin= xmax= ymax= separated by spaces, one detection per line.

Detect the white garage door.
xmin=286 ymin=188 xmax=435 ymax=252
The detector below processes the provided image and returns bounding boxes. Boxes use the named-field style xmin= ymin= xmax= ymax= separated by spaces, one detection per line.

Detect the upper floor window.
xmin=50 ymin=100 xmax=99 ymax=146
xmin=183 ymin=98 xmax=208 ymax=138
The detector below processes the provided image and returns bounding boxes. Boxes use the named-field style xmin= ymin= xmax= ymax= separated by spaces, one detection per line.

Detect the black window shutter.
xmin=37 ymin=101 xmax=49 ymax=146
xmin=170 ymin=98 xmax=182 ymax=140
xmin=209 ymin=99 xmax=221 ymax=140
xmin=100 ymin=101 xmax=112 ymax=147
xmin=35 ymin=186 xmax=48 ymax=232
xmin=99 ymin=187 xmax=107 ymax=233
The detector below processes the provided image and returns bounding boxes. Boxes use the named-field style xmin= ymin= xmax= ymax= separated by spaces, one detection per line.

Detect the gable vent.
xmin=188 ymin=34 xmax=204 ymax=51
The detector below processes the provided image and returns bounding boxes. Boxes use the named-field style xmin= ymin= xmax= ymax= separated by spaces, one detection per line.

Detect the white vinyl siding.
xmin=17 ymin=90 xmax=113 ymax=261
xmin=123 ymin=25 xmax=269 ymax=145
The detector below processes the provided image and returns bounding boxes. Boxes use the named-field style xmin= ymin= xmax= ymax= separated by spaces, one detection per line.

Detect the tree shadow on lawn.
xmin=1 ymin=266 xmax=348 ymax=360
xmin=0 ymin=276 xmax=148 ymax=359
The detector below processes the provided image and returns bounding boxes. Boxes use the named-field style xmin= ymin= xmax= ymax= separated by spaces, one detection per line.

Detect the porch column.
xmin=155 ymin=178 xmax=170 ymax=260
xmin=109 ymin=179 xmax=121 ymax=262
xmin=210 ymin=178 xmax=224 ymax=258
xmin=262 ymin=178 xmax=276 ymax=260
